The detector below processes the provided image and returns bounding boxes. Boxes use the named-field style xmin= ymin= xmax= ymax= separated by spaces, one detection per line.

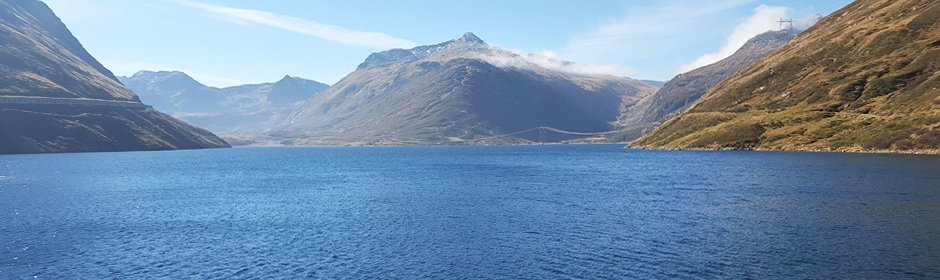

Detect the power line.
xmin=456 ymin=126 xmax=635 ymax=144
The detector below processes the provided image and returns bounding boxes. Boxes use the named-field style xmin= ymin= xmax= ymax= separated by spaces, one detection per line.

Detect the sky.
xmin=43 ymin=0 xmax=852 ymax=87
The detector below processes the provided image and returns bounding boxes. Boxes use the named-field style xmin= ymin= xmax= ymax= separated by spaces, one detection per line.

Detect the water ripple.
xmin=1 ymin=146 xmax=939 ymax=278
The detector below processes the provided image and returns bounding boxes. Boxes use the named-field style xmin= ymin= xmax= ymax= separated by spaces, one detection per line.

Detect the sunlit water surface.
xmin=2 ymin=145 xmax=939 ymax=279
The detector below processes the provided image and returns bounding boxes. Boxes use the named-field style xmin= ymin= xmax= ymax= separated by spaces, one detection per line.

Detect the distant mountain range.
xmin=612 ymin=29 xmax=799 ymax=141
xmin=632 ymin=0 xmax=940 ymax=152
xmin=119 ymin=71 xmax=328 ymax=134
xmin=0 ymin=0 xmax=227 ymax=154
xmin=258 ymin=33 xmax=657 ymax=145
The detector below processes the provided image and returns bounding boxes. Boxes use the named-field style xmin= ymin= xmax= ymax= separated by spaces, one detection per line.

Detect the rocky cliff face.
xmin=633 ymin=0 xmax=940 ymax=153
xmin=614 ymin=30 xmax=798 ymax=140
xmin=0 ymin=0 xmax=228 ymax=154
xmin=265 ymin=33 xmax=656 ymax=145
xmin=119 ymin=71 xmax=328 ymax=134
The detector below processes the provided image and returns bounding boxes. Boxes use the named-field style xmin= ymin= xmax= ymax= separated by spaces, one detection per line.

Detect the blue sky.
xmin=43 ymin=0 xmax=851 ymax=87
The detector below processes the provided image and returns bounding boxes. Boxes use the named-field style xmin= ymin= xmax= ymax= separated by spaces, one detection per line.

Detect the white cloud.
xmin=676 ymin=5 xmax=790 ymax=73
xmin=174 ymin=0 xmax=417 ymax=49
xmin=477 ymin=49 xmax=636 ymax=77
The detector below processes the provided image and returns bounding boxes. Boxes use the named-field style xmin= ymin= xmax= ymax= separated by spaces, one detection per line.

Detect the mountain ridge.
xmin=0 ymin=0 xmax=228 ymax=154
xmin=0 ymin=0 xmax=136 ymax=101
xmin=261 ymin=33 xmax=656 ymax=145
xmin=632 ymin=0 xmax=940 ymax=153
xmin=119 ymin=71 xmax=329 ymax=134
xmin=612 ymin=29 xmax=799 ymax=141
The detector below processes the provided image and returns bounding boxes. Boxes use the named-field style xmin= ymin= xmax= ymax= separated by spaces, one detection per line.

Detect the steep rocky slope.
xmin=614 ymin=29 xmax=798 ymax=140
xmin=265 ymin=33 xmax=656 ymax=145
xmin=0 ymin=0 xmax=228 ymax=154
xmin=633 ymin=0 xmax=940 ymax=153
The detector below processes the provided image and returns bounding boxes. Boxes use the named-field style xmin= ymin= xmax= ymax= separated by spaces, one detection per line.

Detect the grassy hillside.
xmin=632 ymin=0 xmax=940 ymax=153
xmin=612 ymin=30 xmax=797 ymax=141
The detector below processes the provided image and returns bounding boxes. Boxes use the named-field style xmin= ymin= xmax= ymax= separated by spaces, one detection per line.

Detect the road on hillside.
xmin=0 ymin=96 xmax=151 ymax=109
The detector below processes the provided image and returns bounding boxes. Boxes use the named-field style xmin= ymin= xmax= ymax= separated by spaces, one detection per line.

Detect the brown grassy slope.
xmin=632 ymin=0 xmax=940 ymax=152
xmin=610 ymin=29 xmax=797 ymax=142
xmin=0 ymin=0 xmax=229 ymax=153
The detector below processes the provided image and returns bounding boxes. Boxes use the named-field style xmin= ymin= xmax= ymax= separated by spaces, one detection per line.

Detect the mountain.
xmin=0 ymin=0 xmax=228 ymax=154
xmin=118 ymin=71 xmax=224 ymax=113
xmin=612 ymin=29 xmax=799 ymax=141
xmin=265 ymin=75 xmax=331 ymax=105
xmin=119 ymin=71 xmax=328 ymax=134
xmin=263 ymin=32 xmax=657 ymax=145
xmin=632 ymin=0 xmax=940 ymax=153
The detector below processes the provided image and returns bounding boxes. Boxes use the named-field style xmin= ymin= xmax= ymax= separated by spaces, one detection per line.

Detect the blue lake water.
xmin=1 ymin=145 xmax=939 ymax=279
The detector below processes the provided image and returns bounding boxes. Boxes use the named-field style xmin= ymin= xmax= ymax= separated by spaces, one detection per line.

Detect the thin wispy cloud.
xmin=677 ymin=5 xmax=790 ymax=73
xmin=174 ymin=0 xmax=417 ymax=49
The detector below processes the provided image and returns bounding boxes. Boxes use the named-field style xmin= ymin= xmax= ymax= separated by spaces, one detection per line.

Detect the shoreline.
xmin=227 ymin=140 xmax=940 ymax=155
xmin=629 ymin=146 xmax=940 ymax=155
xmin=229 ymin=141 xmax=628 ymax=148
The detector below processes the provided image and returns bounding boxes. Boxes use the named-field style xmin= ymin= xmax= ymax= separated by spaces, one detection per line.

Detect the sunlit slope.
xmin=633 ymin=0 xmax=940 ymax=152
xmin=614 ymin=29 xmax=797 ymax=141
xmin=0 ymin=0 xmax=228 ymax=153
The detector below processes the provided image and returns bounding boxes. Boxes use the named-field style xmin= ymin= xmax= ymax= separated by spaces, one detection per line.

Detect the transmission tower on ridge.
xmin=778 ymin=18 xmax=794 ymax=31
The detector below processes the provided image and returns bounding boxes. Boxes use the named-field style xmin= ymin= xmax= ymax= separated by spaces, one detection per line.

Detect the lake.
xmin=1 ymin=145 xmax=939 ymax=279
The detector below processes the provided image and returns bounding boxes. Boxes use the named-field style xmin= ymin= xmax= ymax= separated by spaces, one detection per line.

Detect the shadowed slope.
xmin=267 ymin=33 xmax=656 ymax=145
xmin=0 ymin=0 xmax=228 ymax=154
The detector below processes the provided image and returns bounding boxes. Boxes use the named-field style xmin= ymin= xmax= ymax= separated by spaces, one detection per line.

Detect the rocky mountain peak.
xmin=356 ymin=32 xmax=491 ymax=70
xmin=457 ymin=32 xmax=485 ymax=45
xmin=275 ymin=75 xmax=291 ymax=83
xmin=131 ymin=70 xmax=186 ymax=78
xmin=276 ymin=75 xmax=301 ymax=85
xmin=123 ymin=70 xmax=206 ymax=92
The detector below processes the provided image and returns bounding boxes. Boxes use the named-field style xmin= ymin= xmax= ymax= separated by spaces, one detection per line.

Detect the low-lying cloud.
xmin=477 ymin=49 xmax=635 ymax=77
